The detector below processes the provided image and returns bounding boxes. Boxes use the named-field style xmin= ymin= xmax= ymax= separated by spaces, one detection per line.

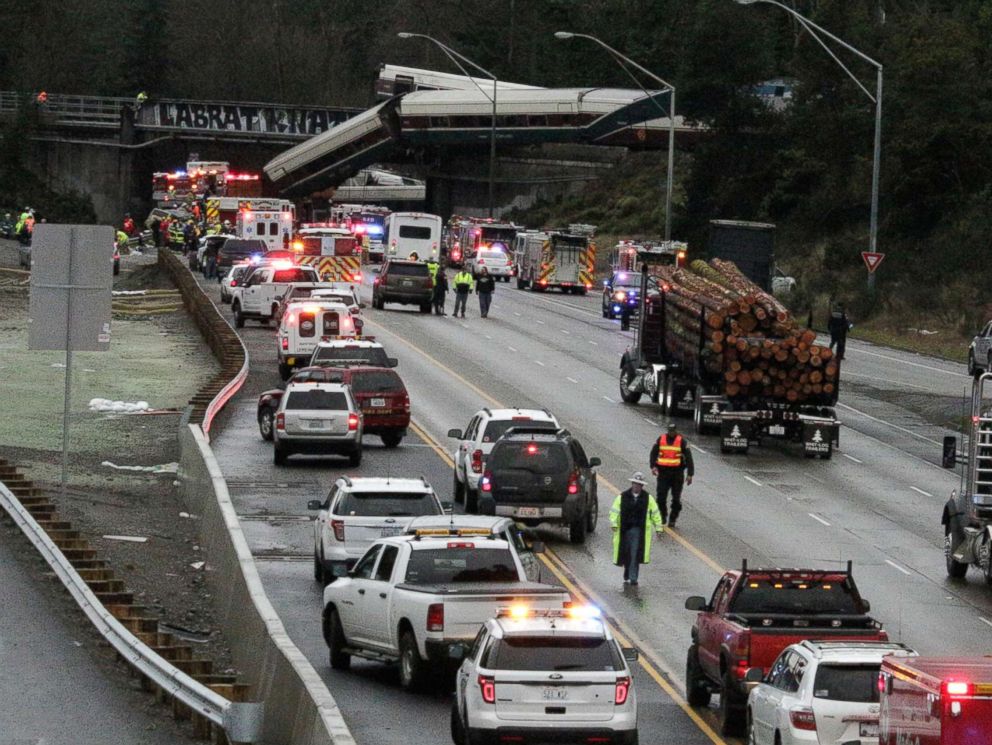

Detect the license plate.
xmin=306 ymin=419 xmax=328 ymax=429
xmin=380 ymin=526 xmax=404 ymax=537
xmin=371 ymin=398 xmax=386 ymax=408
xmin=515 ymin=507 xmax=541 ymax=518
xmin=542 ymin=687 xmax=568 ymax=701
xmin=769 ymin=425 xmax=786 ymax=436
xmin=859 ymin=723 xmax=879 ymax=738
xmin=402 ymin=280 xmax=413 ymax=286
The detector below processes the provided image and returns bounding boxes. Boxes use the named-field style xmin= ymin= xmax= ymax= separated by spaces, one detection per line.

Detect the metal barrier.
xmin=0 ymin=91 xmax=128 ymax=129
xmin=0 ymin=480 xmax=262 ymax=742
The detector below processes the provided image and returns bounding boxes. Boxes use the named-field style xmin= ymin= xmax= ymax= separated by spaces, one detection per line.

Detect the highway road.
xmin=198 ymin=265 xmax=989 ymax=745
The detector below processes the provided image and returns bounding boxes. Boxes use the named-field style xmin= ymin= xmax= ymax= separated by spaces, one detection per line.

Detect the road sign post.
xmin=28 ymin=225 xmax=114 ymax=496
xmin=861 ymin=251 xmax=885 ymax=290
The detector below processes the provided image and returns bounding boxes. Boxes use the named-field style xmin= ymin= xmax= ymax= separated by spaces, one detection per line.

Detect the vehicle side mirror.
xmin=589 ymin=457 xmax=601 ymax=468
xmin=684 ymin=596 xmax=709 ymax=612
xmin=387 ymin=357 xmax=398 ymax=368
xmin=307 ymin=500 xmax=323 ymax=511
xmin=861 ymin=599 xmax=871 ymax=613
xmin=622 ymin=647 xmax=639 ymax=663
xmin=942 ymin=436 xmax=957 ymax=469
xmin=447 ymin=428 xmax=463 ymax=439
xmin=744 ymin=667 xmax=764 ymax=684
xmin=441 ymin=501 xmax=454 ymax=514
xmin=530 ymin=541 xmax=545 ymax=555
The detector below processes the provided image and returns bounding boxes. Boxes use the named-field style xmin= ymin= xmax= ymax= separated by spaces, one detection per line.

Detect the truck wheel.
xmin=945 ymin=529 xmax=968 ymax=579
xmin=274 ymin=445 xmax=289 ymax=466
xmin=586 ymin=495 xmax=598 ymax=533
xmin=314 ymin=548 xmax=325 ymax=584
xmin=450 ymin=703 xmax=466 ymax=745
xmin=420 ymin=301 xmax=432 ymax=314
xmin=453 ymin=471 xmax=465 ymax=504
xmin=233 ymin=303 xmax=245 ymax=328
xmin=619 ymin=370 xmax=642 ymax=405
xmin=685 ymin=645 xmax=711 ymax=707
xmin=348 ymin=447 xmax=362 ymax=467
xmin=326 ymin=608 xmax=351 ymax=671
xmin=399 ymin=631 xmax=426 ymax=690
xmin=982 ymin=539 xmax=992 ymax=586
xmin=719 ymin=672 xmax=745 ymax=736
xmin=465 ymin=487 xmax=479 ymax=514
xmin=569 ymin=514 xmax=587 ymax=544
xmin=968 ymin=351 xmax=978 ymax=377
xmin=258 ymin=409 xmax=274 ymax=441
xmin=517 ymin=276 xmax=527 ymax=290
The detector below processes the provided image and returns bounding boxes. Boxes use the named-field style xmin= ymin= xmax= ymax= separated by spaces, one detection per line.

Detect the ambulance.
xmin=879 ymin=656 xmax=992 ymax=745
xmin=236 ymin=199 xmax=296 ymax=252
xmin=276 ymin=300 xmax=360 ymax=380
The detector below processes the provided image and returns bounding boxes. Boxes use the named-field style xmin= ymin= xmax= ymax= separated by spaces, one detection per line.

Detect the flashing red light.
xmin=479 ymin=675 xmax=496 ymax=704
xmin=352 ymin=273 xmax=363 ymax=282
xmin=427 ymin=603 xmax=444 ymax=632
xmin=567 ymin=472 xmax=579 ymax=495
xmin=347 ymin=413 xmax=360 ymax=431
xmin=331 ymin=519 xmax=345 ymax=541
xmin=230 ymin=280 xmax=238 ymax=287
xmin=526 ymin=443 xmax=538 ymax=455
xmin=353 ymin=224 xmax=365 ymax=234
xmin=945 ymin=681 xmax=972 ymax=697
xmin=242 ymin=210 xmax=252 ymax=220
xmin=480 ymin=471 xmax=492 ymax=492
xmin=615 ymin=677 xmax=631 ymax=705
xmin=281 ymin=337 xmax=289 ymax=351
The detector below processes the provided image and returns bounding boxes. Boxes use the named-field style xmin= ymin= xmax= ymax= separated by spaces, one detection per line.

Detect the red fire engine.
xmin=880 ymin=656 xmax=992 ymax=744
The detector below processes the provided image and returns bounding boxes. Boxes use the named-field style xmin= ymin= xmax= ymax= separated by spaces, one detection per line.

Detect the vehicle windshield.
xmin=350 ymin=371 xmax=404 ymax=394
xmin=273 ymin=268 xmax=317 ymax=283
xmin=485 ymin=637 xmax=620 ymax=672
xmin=312 ymin=346 xmax=389 ymax=367
xmin=388 ymin=263 xmax=429 ymax=277
xmin=404 ymin=548 xmax=517 ymax=584
xmin=813 ymin=664 xmax=880 ymax=703
xmin=292 ymin=369 xmax=344 ymax=384
xmin=490 ymin=442 xmax=569 ymax=474
xmin=482 ymin=419 xmax=554 ymax=444
xmin=479 ymin=250 xmax=508 ymax=261
xmin=728 ymin=579 xmax=861 ymax=615
xmin=398 ymin=225 xmax=433 ymax=240
xmin=612 ymin=273 xmax=639 ymax=288
xmin=336 ymin=492 xmax=440 ymax=518
xmin=285 ymin=390 xmax=348 ymax=410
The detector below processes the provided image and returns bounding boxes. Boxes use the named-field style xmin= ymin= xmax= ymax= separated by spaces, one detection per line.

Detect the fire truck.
xmin=879 ymin=656 xmax=992 ymax=744
xmin=292 ymin=224 xmax=362 ymax=282
xmin=611 ymin=240 xmax=687 ymax=272
xmin=514 ymin=229 xmax=596 ymax=294
xmin=941 ymin=372 xmax=992 ymax=582
xmin=152 ymin=161 xmax=262 ymax=206
xmin=329 ymin=204 xmax=390 ymax=261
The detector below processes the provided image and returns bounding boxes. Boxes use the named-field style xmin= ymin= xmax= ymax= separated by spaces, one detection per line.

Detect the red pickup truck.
xmin=684 ymin=560 xmax=888 ymax=735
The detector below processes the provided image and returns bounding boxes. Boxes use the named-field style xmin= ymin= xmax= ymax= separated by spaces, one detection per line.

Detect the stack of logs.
xmin=652 ymin=259 xmax=838 ymax=404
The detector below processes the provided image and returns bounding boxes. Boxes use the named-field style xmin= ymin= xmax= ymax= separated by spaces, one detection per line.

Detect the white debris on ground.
xmin=89 ymin=398 xmax=151 ymax=413
xmin=101 ymin=461 xmax=179 ymax=474
xmin=111 ymin=290 xmax=149 ymax=296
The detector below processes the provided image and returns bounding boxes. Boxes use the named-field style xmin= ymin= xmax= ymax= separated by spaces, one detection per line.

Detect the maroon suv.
xmin=257 ymin=365 xmax=410 ymax=448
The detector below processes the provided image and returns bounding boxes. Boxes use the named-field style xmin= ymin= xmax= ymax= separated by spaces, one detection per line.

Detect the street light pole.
xmin=397 ymin=33 xmax=498 ymax=217
xmin=735 ymin=0 xmax=883 ymax=288
xmin=554 ymin=32 xmax=676 ymax=241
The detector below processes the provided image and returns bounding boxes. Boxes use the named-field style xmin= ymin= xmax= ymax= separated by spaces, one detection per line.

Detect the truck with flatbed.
xmin=618 ymin=245 xmax=841 ymax=457
xmin=683 ymin=560 xmax=888 ymax=735
xmin=321 ymin=534 xmax=571 ymax=690
xmin=941 ymin=372 xmax=992 ymax=582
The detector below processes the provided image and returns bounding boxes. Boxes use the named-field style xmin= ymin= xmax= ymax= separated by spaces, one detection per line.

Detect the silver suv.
xmin=447 ymin=407 xmax=558 ymax=512
xmin=273 ymin=382 xmax=363 ymax=466
xmin=307 ymin=476 xmax=445 ymax=584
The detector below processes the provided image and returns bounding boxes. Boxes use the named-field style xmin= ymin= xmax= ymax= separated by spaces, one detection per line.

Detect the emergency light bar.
xmin=413 ymin=528 xmax=495 ymax=537
xmin=497 ymin=605 xmax=601 ymax=620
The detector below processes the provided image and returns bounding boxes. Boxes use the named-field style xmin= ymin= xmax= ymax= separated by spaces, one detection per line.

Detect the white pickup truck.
xmin=321 ymin=534 xmax=571 ymax=689
xmin=230 ymin=263 xmax=322 ymax=327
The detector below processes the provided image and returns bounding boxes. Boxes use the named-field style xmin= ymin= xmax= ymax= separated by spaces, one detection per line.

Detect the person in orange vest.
xmin=649 ymin=423 xmax=694 ymax=528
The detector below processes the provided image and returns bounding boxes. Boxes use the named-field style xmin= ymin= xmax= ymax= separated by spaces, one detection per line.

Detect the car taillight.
xmin=402 ymin=394 xmax=410 ymax=413
xmin=471 ymin=449 xmax=483 ymax=473
xmin=281 ymin=337 xmax=289 ymax=350
xmin=352 ymin=272 xmax=362 ymax=282
xmin=789 ymin=707 xmax=816 ymax=731
xmin=347 ymin=413 xmax=359 ymax=431
xmin=478 ymin=674 xmax=496 ymax=704
xmin=427 ymin=603 xmax=444 ymax=632
xmin=614 ymin=676 xmax=631 ymax=705
xmin=567 ymin=471 xmax=579 ymax=495
xmin=480 ymin=470 xmax=492 ymax=492
xmin=230 ymin=280 xmax=237 ymax=287
xmin=331 ymin=519 xmax=345 ymax=541
xmin=275 ymin=413 xmax=285 ymax=430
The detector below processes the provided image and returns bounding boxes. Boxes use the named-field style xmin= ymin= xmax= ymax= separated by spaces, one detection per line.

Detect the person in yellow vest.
xmin=609 ymin=472 xmax=664 ymax=586
xmin=452 ymin=268 xmax=474 ymax=318
xmin=649 ymin=423 xmax=694 ymax=528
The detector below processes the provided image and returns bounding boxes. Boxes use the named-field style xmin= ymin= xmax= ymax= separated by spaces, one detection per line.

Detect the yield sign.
xmin=861 ymin=251 xmax=885 ymax=273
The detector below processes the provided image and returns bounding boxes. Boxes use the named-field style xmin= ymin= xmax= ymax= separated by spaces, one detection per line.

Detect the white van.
xmin=277 ymin=300 xmax=359 ymax=379
xmin=383 ymin=212 xmax=442 ymax=261
xmin=236 ymin=198 xmax=295 ymax=252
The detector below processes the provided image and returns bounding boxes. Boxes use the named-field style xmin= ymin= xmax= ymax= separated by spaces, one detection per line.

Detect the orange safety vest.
xmin=655 ymin=434 xmax=683 ymax=468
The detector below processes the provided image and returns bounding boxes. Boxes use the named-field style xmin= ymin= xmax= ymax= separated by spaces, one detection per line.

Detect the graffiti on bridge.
xmin=144 ymin=102 xmax=355 ymax=137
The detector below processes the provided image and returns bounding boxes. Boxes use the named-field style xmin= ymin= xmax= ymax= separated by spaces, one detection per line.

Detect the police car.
xmin=277 ymin=300 xmax=360 ymax=380
xmin=452 ymin=606 xmax=639 ymax=745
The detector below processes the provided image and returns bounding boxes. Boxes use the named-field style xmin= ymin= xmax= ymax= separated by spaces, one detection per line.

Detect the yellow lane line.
xmin=536 ymin=550 xmax=728 ymax=745
xmin=409 ymin=418 xmax=455 ymax=467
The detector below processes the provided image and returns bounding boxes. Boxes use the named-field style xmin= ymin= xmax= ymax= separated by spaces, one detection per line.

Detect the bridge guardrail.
xmin=0 ymin=479 xmax=262 ymax=743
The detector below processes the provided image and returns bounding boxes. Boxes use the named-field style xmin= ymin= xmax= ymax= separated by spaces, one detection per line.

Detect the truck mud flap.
xmin=801 ymin=420 xmax=837 ymax=458
xmin=673 ymin=383 xmax=696 ymax=415
xmin=701 ymin=397 xmax=726 ymax=427
xmin=720 ymin=418 xmax=751 ymax=454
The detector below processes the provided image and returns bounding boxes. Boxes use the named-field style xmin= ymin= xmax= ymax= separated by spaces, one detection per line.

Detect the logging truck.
xmin=618 ymin=246 xmax=841 ymax=457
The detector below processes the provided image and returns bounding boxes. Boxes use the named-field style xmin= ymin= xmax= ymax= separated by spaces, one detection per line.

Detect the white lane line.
xmin=485 ymin=335 xmax=492 ymax=340
xmin=535 ymin=320 xmax=545 ymax=325
xmin=566 ymin=376 xmax=579 ymax=384
xmin=911 ymin=486 xmax=934 ymax=497
xmin=808 ymin=513 xmax=832 ymax=527
xmin=843 ymin=371 xmax=933 ymax=392
xmin=836 ymin=402 xmax=942 ymax=446
xmin=642 ymin=417 xmax=657 ymax=425
xmin=744 ymin=475 xmax=762 ymax=487
xmin=843 ymin=453 xmax=864 ymax=464
xmin=885 ymin=559 xmax=913 ymax=576
xmin=513 ymin=312 xmax=521 ymax=317
xmin=691 ymin=443 xmax=709 ymax=454
xmin=851 ymin=347 xmax=969 ymax=378
xmin=508 ymin=346 xmax=518 ymax=352
xmin=602 ymin=395 xmax=617 ymax=403
xmin=588 ymin=340 xmax=598 ymax=346
xmin=560 ymin=329 xmax=571 ymax=335
xmin=534 ymin=360 xmax=545 ymax=367
xmin=980 ymin=617 xmax=992 ymax=629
